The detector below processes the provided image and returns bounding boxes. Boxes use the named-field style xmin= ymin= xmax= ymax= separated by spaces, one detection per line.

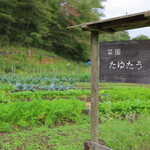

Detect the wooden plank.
xmin=84 ymin=141 xmax=113 ymax=150
xmin=91 ymin=31 xmax=99 ymax=144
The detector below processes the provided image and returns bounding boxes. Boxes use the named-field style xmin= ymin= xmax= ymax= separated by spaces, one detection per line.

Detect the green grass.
xmin=0 ymin=46 xmax=90 ymax=81
xmin=0 ymin=115 xmax=149 ymax=150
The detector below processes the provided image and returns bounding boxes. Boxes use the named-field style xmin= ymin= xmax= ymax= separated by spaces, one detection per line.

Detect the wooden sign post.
xmin=89 ymin=31 xmax=113 ymax=150
xmin=91 ymin=31 xmax=99 ymax=143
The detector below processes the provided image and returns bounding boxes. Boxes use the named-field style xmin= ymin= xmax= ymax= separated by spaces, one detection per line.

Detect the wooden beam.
xmin=144 ymin=11 xmax=150 ymax=18
xmin=67 ymin=11 xmax=150 ymax=32
xmin=83 ymin=26 xmax=116 ymax=33
xmin=86 ymin=16 xmax=150 ymax=32
xmin=91 ymin=31 xmax=99 ymax=144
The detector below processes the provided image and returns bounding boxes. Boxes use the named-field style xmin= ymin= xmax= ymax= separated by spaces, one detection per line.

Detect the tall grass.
xmin=0 ymin=46 xmax=91 ymax=81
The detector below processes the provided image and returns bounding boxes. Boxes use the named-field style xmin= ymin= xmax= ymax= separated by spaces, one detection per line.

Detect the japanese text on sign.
xmin=108 ymin=49 xmax=121 ymax=55
xmin=109 ymin=61 xmax=143 ymax=70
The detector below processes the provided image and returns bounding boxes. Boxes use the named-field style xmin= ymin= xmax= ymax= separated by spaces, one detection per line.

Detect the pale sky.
xmin=102 ymin=0 xmax=150 ymax=38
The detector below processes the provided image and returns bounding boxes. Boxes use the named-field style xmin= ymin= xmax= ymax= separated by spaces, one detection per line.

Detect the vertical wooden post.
xmin=91 ymin=31 xmax=99 ymax=143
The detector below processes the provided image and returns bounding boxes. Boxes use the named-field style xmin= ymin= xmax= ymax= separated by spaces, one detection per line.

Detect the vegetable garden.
xmin=0 ymin=74 xmax=150 ymax=150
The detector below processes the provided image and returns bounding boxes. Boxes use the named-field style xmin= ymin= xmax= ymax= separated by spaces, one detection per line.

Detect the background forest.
xmin=0 ymin=0 xmax=149 ymax=61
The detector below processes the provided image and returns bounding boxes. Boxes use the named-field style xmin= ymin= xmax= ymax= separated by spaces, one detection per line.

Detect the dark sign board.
xmin=100 ymin=40 xmax=150 ymax=84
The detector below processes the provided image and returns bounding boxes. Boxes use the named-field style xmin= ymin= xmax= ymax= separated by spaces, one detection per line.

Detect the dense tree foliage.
xmin=0 ymin=0 xmax=132 ymax=60
xmin=99 ymin=31 xmax=130 ymax=42
xmin=132 ymin=35 xmax=149 ymax=40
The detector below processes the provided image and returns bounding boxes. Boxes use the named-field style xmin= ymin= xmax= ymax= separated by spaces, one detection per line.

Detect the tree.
xmin=0 ymin=0 xmax=58 ymax=46
xmin=99 ymin=31 xmax=130 ymax=42
xmin=0 ymin=0 xmax=107 ymax=61
xmin=132 ymin=35 xmax=149 ymax=40
xmin=0 ymin=0 xmax=15 ymax=44
xmin=49 ymin=0 xmax=106 ymax=60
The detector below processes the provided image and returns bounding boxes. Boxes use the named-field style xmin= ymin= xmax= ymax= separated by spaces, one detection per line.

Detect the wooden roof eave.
xmin=67 ymin=11 xmax=150 ymax=33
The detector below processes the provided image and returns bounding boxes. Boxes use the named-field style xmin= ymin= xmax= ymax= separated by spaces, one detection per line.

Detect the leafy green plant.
xmin=99 ymin=100 xmax=150 ymax=118
xmin=0 ymin=74 xmax=78 ymax=84
xmin=100 ymin=86 xmax=150 ymax=102
xmin=0 ymin=91 xmax=10 ymax=103
xmin=0 ymin=84 xmax=14 ymax=92
xmin=0 ymin=98 xmax=85 ymax=131
xmin=11 ymin=90 xmax=90 ymax=101
xmin=0 ymin=122 xmax=12 ymax=132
